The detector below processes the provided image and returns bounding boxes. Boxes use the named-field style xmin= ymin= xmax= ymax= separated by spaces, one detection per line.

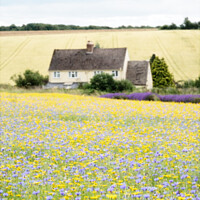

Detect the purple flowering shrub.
xmin=101 ymin=92 xmax=154 ymax=101
xmin=101 ymin=93 xmax=200 ymax=103
xmin=101 ymin=92 xmax=159 ymax=101
xmin=126 ymin=92 xmax=155 ymax=101
xmin=158 ymin=94 xmax=200 ymax=103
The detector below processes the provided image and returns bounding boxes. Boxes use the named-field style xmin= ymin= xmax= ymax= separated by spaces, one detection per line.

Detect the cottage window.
xmin=112 ymin=70 xmax=118 ymax=77
xmin=94 ymin=71 xmax=103 ymax=75
xmin=69 ymin=71 xmax=78 ymax=78
xmin=53 ymin=71 xmax=60 ymax=78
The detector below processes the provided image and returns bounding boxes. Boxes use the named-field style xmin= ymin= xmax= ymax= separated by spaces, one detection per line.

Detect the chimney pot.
xmin=86 ymin=41 xmax=94 ymax=54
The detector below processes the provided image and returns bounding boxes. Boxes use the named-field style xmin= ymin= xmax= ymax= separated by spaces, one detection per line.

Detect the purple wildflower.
xmin=46 ymin=196 xmax=53 ymax=200
xmin=76 ymin=192 xmax=81 ymax=196
xmin=3 ymin=193 xmax=8 ymax=197
xmin=163 ymin=182 xmax=170 ymax=187
xmin=120 ymin=183 xmax=126 ymax=189
xmin=192 ymin=185 xmax=197 ymax=189
xmin=60 ymin=191 xmax=65 ymax=196
xmin=33 ymin=190 xmax=40 ymax=195
xmin=144 ymin=194 xmax=150 ymax=199
xmin=134 ymin=194 xmax=142 ymax=198
xmin=181 ymin=174 xmax=188 ymax=179
xmin=136 ymin=179 xmax=141 ymax=183
xmin=141 ymin=187 xmax=148 ymax=191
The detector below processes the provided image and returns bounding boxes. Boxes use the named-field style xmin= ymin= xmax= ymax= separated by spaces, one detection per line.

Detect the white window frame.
xmin=94 ymin=71 xmax=103 ymax=75
xmin=112 ymin=70 xmax=118 ymax=77
xmin=53 ymin=71 xmax=60 ymax=78
xmin=69 ymin=71 xmax=78 ymax=78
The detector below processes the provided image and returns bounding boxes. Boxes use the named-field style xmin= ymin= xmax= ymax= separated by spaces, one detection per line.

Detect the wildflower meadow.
xmin=0 ymin=93 xmax=200 ymax=199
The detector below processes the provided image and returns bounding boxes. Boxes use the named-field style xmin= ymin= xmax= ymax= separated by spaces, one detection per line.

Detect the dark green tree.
xmin=194 ymin=76 xmax=200 ymax=88
xmin=150 ymin=56 xmax=175 ymax=88
xmin=11 ymin=69 xmax=48 ymax=88
xmin=86 ymin=73 xmax=134 ymax=92
xmin=9 ymin=24 xmax=18 ymax=31
xmin=160 ymin=25 xmax=169 ymax=30
xmin=168 ymin=23 xmax=177 ymax=29
xmin=180 ymin=17 xmax=198 ymax=29
xmin=150 ymin=54 xmax=156 ymax=66
xmin=115 ymin=79 xmax=134 ymax=92
xmin=90 ymin=73 xmax=116 ymax=92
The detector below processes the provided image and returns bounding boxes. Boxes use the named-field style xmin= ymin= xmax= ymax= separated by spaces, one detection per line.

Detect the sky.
xmin=0 ymin=0 xmax=200 ymax=27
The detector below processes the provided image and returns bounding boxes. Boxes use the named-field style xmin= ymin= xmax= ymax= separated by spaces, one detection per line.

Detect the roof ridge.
xmin=54 ymin=47 xmax=127 ymax=51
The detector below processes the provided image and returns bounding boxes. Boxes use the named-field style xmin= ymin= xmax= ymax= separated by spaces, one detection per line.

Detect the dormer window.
xmin=53 ymin=71 xmax=60 ymax=78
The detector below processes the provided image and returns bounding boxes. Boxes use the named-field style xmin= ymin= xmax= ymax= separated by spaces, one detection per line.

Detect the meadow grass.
xmin=0 ymin=30 xmax=200 ymax=85
xmin=0 ymin=83 xmax=200 ymax=96
xmin=0 ymin=92 xmax=200 ymax=199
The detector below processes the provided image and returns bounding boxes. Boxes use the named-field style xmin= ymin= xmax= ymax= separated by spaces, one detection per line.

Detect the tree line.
xmin=160 ymin=17 xmax=200 ymax=30
xmin=0 ymin=23 xmax=155 ymax=31
xmin=0 ymin=17 xmax=199 ymax=31
xmin=0 ymin=17 xmax=200 ymax=31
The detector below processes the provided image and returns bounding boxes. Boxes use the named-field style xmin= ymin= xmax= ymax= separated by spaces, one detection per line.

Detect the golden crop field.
xmin=0 ymin=29 xmax=199 ymax=84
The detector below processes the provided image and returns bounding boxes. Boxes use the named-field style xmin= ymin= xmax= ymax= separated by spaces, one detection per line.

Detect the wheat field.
xmin=0 ymin=30 xmax=199 ymax=84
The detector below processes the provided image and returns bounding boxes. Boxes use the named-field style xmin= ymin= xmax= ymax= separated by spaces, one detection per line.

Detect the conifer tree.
xmin=150 ymin=54 xmax=156 ymax=66
xmin=150 ymin=56 xmax=175 ymax=88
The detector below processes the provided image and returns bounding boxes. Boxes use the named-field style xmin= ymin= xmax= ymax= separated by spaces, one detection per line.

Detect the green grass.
xmin=0 ymin=83 xmax=200 ymax=95
xmin=0 ymin=30 xmax=199 ymax=84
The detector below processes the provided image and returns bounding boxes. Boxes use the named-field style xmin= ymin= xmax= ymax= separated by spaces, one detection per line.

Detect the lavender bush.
xmin=100 ymin=93 xmax=200 ymax=103
xmin=158 ymin=94 xmax=200 ymax=103
xmin=101 ymin=92 xmax=155 ymax=101
xmin=126 ymin=92 xmax=153 ymax=100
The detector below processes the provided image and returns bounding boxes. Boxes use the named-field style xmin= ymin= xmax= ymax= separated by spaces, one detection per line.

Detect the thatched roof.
xmin=126 ymin=61 xmax=149 ymax=85
xmin=49 ymin=48 xmax=127 ymax=71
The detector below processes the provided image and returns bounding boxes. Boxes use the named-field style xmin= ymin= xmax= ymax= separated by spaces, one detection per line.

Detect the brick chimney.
xmin=86 ymin=41 xmax=94 ymax=54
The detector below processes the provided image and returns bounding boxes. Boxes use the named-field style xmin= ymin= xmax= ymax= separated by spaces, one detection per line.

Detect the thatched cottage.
xmin=47 ymin=41 xmax=153 ymax=89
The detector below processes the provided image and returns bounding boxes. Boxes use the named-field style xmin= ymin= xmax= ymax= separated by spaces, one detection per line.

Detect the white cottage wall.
xmin=122 ymin=49 xmax=130 ymax=79
xmin=49 ymin=70 xmax=123 ymax=84
xmin=146 ymin=63 xmax=153 ymax=90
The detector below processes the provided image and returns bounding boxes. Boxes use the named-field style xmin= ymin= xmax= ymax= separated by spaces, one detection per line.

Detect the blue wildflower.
xmin=46 ymin=196 xmax=53 ymax=200
xmin=3 ymin=193 xmax=8 ymax=197
xmin=144 ymin=194 xmax=150 ymax=199
xmin=120 ymin=183 xmax=126 ymax=189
